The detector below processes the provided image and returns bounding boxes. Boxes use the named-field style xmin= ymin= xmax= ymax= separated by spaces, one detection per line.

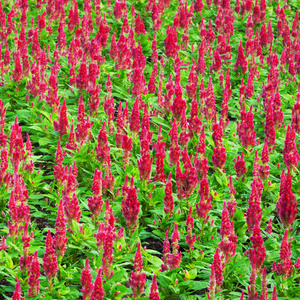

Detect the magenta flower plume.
xmin=88 ymin=169 xmax=103 ymax=221
xmin=149 ymin=274 xmax=160 ymax=300
xmin=81 ymin=258 xmax=93 ymax=300
xmin=129 ymin=99 xmax=140 ymax=135
xmin=28 ymin=250 xmax=40 ymax=297
xmin=53 ymin=199 xmax=68 ymax=258
xmin=208 ymin=264 xmax=217 ymax=300
xmin=283 ymin=125 xmax=299 ymax=170
xmin=246 ymin=177 xmax=262 ymax=234
xmin=186 ymin=206 xmax=196 ymax=250
xmin=212 ymin=248 xmax=223 ymax=288
xmin=164 ymin=173 xmax=174 ymax=217
xmin=276 ymin=168 xmax=297 ymax=228
xmin=121 ymin=176 xmax=140 ymax=233
xmin=12 ymin=279 xmax=21 ymax=300
xmin=53 ymin=100 xmax=69 ymax=136
xmin=249 ymin=224 xmax=266 ymax=269
xmin=196 ymin=172 xmax=212 ymax=224
xmin=43 ymin=229 xmax=58 ymax=285
xmin=168 ymin=222 xmax=182 ymax=269
xmin=272 ymin=229 xmax=293 ymax=279
xmin=169 ymin=120 xmax=180 ymax=166
xmin=129 ymin=242 xmax=146 ymax=298
xmin=91 ymin=268 xmax=104 ymax=300
xmin=234 ymin=41 xmax=247 ymax=74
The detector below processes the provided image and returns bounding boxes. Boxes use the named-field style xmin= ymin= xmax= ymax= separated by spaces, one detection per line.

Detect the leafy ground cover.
xmin=1 ymin=0 xmax=300 ymax=299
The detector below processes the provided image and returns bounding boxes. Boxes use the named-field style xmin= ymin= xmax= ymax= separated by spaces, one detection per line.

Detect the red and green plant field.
xmin=1 ymin=0 xmax=300 ymax=299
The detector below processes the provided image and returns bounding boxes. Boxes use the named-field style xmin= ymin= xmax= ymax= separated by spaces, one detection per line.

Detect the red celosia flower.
xmin=137 ymin=139 xmax=153 ymax=182
xmin=88 ymin=169 xmax=103 ymax=221
xmin=248 ymin=256 xmax=258 ymax=300
xmin=168 ymin=222 xmax=182 ymax=269
xmin=53 ymin=100 xmax=69 ymax=136
xmin=186 ymin=206 xmax=196 ymax=250
xmin=129 ymin=99 xmax=140 ymax=135
xmin=91 ymin=268 xmax=105 ymax=300
xmin=135 ymin=13 xmax=146 ymax=36
xmin=237 ymin=104 xmax=256 ymax=149
xmin=121 ymin=176 xmax=140 ymax=233
xmin=149 ymin=274 xmax=160 ymax=300
xmin=102 ymin=224 xmax=114 ymax=279
xmin=246 ymin=177 xmax=263 ymax=234
xmin=283 ymin=125 xmax=299 ymax=170
xmin=234 ymin=41 xmax=247 ymax=74
xmin=129 ymin=241 xmax=146 ymax=298
xmin=249 ymin=224 xmax=266 ymax=269
xmin=212 ymin=143 xmax=226 ymax=170
xmin=28 ymin=250 xmax=40 ymax=297
xmin=212 ymin=248 xmax=223 ymax=288
xmin=260 ymin=22 xmax=267 ymax=48
xmin=176 ymin=147 xmax=198 ymax=199
xmin=164 ymin=173 xmax=174 ymax=217
xmin=272 ymin=229 xmax=293 ymax=279
xmin=164 ymin=26 xmax=180 ymax=59
xmin=171 ymin=84 xmax=187 ymax=121
xmin=204 ymin=77 xmax=216 ymax=122
xmin=153 ymin=125 xmax=166 ymax=183
xmin=234 ymin=153 xmax=247 ymax=180
xmin=276 ymin=168 xmax=297 ymax=228
xmin=43 ymin=229 xmax=58 ymax=285
xmin=81 ymin=258 xmax=93 ymax=300
xmin=196 ymin=173 xmax=212 ymax=224
xmin=53 ymin=199 xmax=68 ymax=258
xmin=12 ymin=280 xmax=21 ymax=300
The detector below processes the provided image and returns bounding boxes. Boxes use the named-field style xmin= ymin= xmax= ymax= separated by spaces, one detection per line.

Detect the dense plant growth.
xmin=1 ymin=0 xmax=300 ymax=299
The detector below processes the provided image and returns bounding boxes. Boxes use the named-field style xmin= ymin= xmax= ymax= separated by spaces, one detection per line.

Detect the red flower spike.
xmin=220 ymin=201 xmax=231 ymax=238
xmin=28 ymin=250 xmax=40 ymax=297
xmin=121 ymin=177 xmax=140 ymax=233
xmin=276 ymin=168 xmax=297 ymax=228
xmin=237 ymin=104 xmax=256 ymax=149
xmin=168 ymin=222 xmax=182 ymax=269
xmin=186 ymin=206 xmax=196 ymax=250
xmin=164 ymin=25 xmax=180 ymax=59
xmin=53 ymin=100 xmax=69 ymax=136
xmin=266 ymin=218 xmax=272 ymax=235
xmin=161 ymin=228 xmax=170 ymax=268
xmin=283 ymin=125 xmax=299 ymax=170
xmin=12 ymin=279 xmax=21 ymax=300
xmin=129 ymin=99 xmax=140 ymax=135
xmin=153 ymin=125 xmax=166 ymax=183
xmin=234 ymin=41 xmax=247 ymax=74
xmin=271 ymin=286 xmax=277 ymax=300
xmin=204 ymin=77 xmax=216 ymax=122
xmin=196 ymin=173 xmax=212 ymax=223
xmin=43 ymin=229 xmax=58 ymax=284
xmin=249 ymin=224 xmax=266 ymax=269
xmin=134 ymin=242 xmax=143 ymax=272
xmin=264 ymin=101 xmax=276 ymax=146
xmin=212 ymin=248 xmax=223 ymax=288
xmin=53 ymin=199 xmax=68 ymax=258
xmin=248 ymin=256 xmax=258 ymax=300
xmin=102 ymin=224 xmax=114 ymax=279
xmin=260 ymin=22 xmax=267 ymax=48
xmin=149 ymin=274 xmax=160 ymax=300
xmin=259 ymin=266 xmax=268 ymax=300
xmin=272 ymin=229 xmax=293 ymax=279
xmin=292 ymin=91 xmax=300 ymax=133
xmin=91 ymin=268 xmax=104 ymax=300
xmin=171 ymin=84 xmax=187 ymax=122
xmin=169 ymin=120 xmax=180 ymax=166
xmin=135 ymin=13 xmax=146 ymax=36
xmin=164 ymin=173 xmax=174 ymax=217
xmin=208 ymin=264 xmax=216 ymax=300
